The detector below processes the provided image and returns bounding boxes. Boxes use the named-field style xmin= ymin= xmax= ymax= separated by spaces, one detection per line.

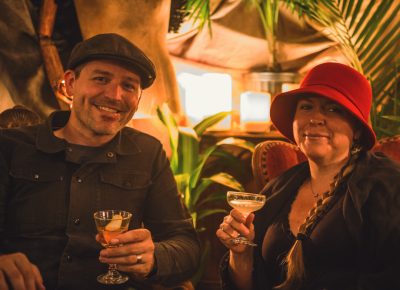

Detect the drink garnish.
xmin=105 ymin=214 xmax=123 ymax=231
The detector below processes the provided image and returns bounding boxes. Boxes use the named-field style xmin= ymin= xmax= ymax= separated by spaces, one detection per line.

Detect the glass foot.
xmin=97 ymin=271 xmax=129 ymax=285
xmin=231 ymin=237 xmax=257 ymax=247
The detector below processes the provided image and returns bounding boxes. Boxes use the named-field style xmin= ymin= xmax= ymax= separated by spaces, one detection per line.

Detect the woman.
xmin=216 ymin=62 xmax=400 ymax=290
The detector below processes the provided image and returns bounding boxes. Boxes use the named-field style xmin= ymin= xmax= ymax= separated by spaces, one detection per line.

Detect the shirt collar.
xmin=36 ymin=110 xmax=142 ymax=155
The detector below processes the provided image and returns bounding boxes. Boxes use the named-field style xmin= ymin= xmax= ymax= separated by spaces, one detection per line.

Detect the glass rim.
xmin=227 ymin=191 xmax=265 ymax=198
xmin=93 ymin=210 xmax=132 ymax=220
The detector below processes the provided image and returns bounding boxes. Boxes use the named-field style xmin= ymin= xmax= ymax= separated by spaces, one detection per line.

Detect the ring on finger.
xmin=136 ymin=254 xmax=143 ymax=264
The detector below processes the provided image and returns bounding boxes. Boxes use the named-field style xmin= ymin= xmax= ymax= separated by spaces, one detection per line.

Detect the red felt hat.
xmin=270 ymin=62 xmax=376 ymax=150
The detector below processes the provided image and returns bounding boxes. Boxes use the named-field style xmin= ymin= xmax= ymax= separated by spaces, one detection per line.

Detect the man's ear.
xmin=63 ymin=70 xmax=76 ymax=97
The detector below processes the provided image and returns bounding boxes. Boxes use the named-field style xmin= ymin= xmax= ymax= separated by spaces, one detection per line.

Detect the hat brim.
xmin=270 ymin=85 xmax=376 ymax=150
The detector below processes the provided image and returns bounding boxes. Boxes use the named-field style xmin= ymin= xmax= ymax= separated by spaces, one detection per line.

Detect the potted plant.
xmin=178 ymin=0 xmax=400 ymax=137
xmin=156 ymin=104 xmax=255 ymax=284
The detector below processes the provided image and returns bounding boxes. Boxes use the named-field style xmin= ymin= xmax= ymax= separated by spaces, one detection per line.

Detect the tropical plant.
xmin=156 ymin=104 xmax=255 ymax=230
xmin=180 ymin=0 xmax=400 ymax=137
xmin=157 ymin=104 xmax=255 ymax=285
xmin=285 ymin=0 xmax=399 ymax=137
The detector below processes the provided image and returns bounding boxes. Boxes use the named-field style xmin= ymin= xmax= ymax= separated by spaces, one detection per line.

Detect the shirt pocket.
xmin=98 ymin=170 xmax=151 ymax=223
xmin=8 ymin=166 xmax=66 ymax=232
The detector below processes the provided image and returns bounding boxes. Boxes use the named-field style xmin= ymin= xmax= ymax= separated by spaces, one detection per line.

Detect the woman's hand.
xmin=216 ymin=209 xmax=255 ymax=253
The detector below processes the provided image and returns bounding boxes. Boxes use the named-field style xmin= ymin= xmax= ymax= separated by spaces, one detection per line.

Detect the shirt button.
xmin=107 ymin=152 xmax=114 ymax=158
xmin=33 ymin=174 xmax=39 ymax=180
xmin=73 ymin=218 xmax=80 ymax=225
xmin=77 ymin=177 xmax=82 ymax=183
xmin=66 ymin=255 xmax=72 ymax=262
xmin=67 ymin=147 xmax=72 ymax=152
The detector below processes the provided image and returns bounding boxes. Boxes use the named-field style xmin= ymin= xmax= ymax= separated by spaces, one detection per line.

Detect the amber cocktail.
xmin=94 ymin=210 xmax=132 ymax=284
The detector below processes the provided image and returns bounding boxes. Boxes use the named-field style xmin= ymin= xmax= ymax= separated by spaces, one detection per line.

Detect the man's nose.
xmin=105 ymin=83 xmax=123 ymax=100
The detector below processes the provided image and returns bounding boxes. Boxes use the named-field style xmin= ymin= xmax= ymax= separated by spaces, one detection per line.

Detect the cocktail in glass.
xmin=93 ymin=210 xmax=132 ymax=284
xmin=227 ymin=191 xmax=266 ymax=246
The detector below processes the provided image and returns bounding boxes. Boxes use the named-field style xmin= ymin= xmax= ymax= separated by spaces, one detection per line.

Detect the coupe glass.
xmin=93 ymin=210 xmax=132 ymax=284
xmin=227 ymin=191 xmax=266 ymax=246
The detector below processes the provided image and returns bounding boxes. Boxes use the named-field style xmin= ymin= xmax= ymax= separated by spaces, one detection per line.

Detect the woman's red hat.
xmin=270 ymin=62 xmax=376 ymax=150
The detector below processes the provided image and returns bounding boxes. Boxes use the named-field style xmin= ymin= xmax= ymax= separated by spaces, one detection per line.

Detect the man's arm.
xmin=142 ymin=144 xmax=200 ymax=285
xmin=0 ymin=139 xmax=45 ymax=290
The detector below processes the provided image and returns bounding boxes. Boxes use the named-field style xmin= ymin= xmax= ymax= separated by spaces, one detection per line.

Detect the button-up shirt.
xmin=0 ymin=111 xmax=199 ymax=289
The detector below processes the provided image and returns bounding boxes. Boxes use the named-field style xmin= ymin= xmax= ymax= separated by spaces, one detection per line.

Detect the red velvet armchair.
xmin=252 ymin=136 xmax=400 ymax=191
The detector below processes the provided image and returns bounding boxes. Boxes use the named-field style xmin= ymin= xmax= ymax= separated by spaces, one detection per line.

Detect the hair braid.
xmin=274 ymin=145 xmax=362 ymax=290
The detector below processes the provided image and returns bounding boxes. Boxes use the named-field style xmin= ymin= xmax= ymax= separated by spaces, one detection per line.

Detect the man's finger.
xmin=32 ymin=265 xmax=45 ymax=290
xmin=0 ymin=271 xmax=9 ymax=290
xmin=109 ymin=228 xmax=151 ymax=245
xmin=2 ymin=263 xmax=26 ymax=290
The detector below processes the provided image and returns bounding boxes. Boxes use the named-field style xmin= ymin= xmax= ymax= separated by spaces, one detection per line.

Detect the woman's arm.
xmin=217 ymin=210 xmax=256 ymax=290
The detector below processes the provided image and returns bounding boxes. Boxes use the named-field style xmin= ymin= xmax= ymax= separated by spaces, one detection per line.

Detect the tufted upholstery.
xmin=252 ymin=136 xmax=400 ymax=191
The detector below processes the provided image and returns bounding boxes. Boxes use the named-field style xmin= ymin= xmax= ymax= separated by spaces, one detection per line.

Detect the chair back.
xmin=252 ymin=136 xmax=400 ymax=191
xmin=252 ymin=140 xmax=306 ymax=191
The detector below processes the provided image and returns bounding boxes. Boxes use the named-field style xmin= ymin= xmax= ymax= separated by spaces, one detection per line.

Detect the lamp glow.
xmin=240 ymin=91 xmax=271 ymax=132
xmin=177 ymin=72 xmax=232 ymax=129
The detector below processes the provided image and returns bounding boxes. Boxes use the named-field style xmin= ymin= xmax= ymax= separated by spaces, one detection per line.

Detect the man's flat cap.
xmin=67 ymin=33 xmax=156 ymax=89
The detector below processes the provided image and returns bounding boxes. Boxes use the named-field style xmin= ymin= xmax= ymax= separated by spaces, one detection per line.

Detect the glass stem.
xmin=107 ymin=264 xmax=121 ymax=278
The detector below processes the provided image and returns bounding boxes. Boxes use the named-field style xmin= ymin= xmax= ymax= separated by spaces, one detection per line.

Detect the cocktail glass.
xmin=226 ymin=191 xmax=266 ymax=246
xmin=93 ymin=210 xmax=132 ymax=284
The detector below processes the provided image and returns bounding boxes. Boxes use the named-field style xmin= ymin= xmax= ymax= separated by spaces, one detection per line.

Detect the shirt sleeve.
xmin=142 ymin=143 xmax=200 ymax=286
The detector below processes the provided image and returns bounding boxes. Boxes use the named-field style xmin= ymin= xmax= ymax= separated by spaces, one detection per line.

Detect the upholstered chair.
xmin=252 ymin=136 xmax=400 ymax=192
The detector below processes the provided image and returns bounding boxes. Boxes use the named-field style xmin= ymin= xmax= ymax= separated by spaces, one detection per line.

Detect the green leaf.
xmin=208 ymin=172 xmax=244 ymax=191
xmin=216 ymin=137 xmax=255 ymax=153
xmin=189 ymin=144 xmax=218 ymax=188
xmin=156 ymin=105 xmax=179 ymax=171
xmin=177 ymin=126 xmax=200 ymax=174
xmin=193 ymin=111 xmax=231 ymax=136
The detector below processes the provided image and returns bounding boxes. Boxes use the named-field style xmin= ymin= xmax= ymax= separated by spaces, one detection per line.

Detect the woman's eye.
xmin=327 ymin=105 xmax=343 ymax=113
xmin=298 ymin=103 xmax=312 ymax=110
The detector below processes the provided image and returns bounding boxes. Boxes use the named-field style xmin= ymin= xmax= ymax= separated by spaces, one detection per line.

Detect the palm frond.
xmin=285 ymin=0 xmax=400 ymax=137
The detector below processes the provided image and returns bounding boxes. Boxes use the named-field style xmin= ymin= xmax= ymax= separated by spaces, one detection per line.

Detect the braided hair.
xmin=274 ymin=144 xmax=362 ymax=290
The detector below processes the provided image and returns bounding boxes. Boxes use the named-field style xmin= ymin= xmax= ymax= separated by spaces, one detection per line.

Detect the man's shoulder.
xmin=121 ymin=126 xmax=163 ymax=147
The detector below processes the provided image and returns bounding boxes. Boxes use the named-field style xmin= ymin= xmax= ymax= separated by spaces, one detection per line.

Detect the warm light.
xmin=240 ymin=91 xmax=271 ymax=132
xmin=281 ymin=83 xmax=300 ymax=92
xmin=177 ymin=72 xmax=232 ymax=129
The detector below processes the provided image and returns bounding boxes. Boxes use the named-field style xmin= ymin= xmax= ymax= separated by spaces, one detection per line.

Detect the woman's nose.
xmin=309 ymin=110 xmax=326 ymax=125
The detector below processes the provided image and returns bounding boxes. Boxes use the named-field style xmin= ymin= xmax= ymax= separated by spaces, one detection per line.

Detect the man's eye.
xmin=93 ymin=77 xmax=108 ymax=83
xmin=123 ymin=83 xmax=137 ymax=92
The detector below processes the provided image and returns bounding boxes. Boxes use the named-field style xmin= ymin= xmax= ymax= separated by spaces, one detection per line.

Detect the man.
xmin=0 ymin=33 xmax=200 ymax=289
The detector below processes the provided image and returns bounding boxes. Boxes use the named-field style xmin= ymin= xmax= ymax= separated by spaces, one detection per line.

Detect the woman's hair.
xmin=0 ymin=105 xmax=42 ymax=128
xmin=274 ymin=144 xmax=362 ymax=290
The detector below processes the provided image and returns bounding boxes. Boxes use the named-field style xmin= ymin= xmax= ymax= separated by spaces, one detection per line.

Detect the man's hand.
xmin=0 ymin=253 xmax=45 ymax=290
xmin=97 ymin=228 xmax=156 ymax=279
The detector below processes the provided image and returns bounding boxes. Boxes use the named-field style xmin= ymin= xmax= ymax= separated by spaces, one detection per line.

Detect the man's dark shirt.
xmin=0 ymin=111 xmax=200 ymax=289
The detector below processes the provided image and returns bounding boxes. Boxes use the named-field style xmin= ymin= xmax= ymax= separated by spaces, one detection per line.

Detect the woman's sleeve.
xmin=357 ymin=169 xmax=400 ymax=289
xmin=219 ymin=250 xmax=273 ymax=290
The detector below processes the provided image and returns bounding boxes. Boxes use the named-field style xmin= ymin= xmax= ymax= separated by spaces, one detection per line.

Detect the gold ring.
xmin=136 ymin=254 xmax=143 ymax=264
